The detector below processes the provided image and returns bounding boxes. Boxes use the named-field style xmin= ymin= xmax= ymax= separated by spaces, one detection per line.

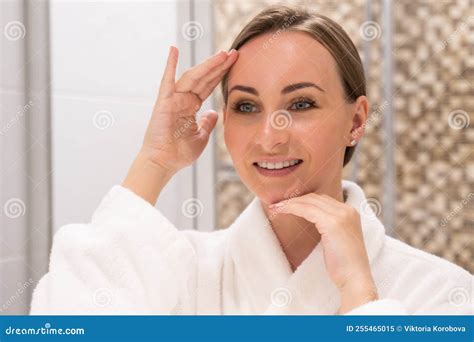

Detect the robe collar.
xmin=228 ymin=179 xmax=386 ymax=314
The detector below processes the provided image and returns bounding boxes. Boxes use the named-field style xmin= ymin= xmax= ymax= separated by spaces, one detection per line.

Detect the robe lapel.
xmin=227 ymin=197 xmax=293 ymax=313
xmin=229 ymin=179 xmax=387 ymax=314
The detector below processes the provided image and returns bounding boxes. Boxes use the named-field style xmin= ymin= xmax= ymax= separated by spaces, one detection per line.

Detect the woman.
xmin=31 ymin=5 xmax=472 ymax=315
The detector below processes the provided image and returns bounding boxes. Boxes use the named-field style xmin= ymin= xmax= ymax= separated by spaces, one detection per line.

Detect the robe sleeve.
xmin=344 ymin=275 xmax=473 ymax=315
xmin=30 ymin=185 xmax=197 ymax=315
xmin=408 ymin=275 xmax=473 ymax=315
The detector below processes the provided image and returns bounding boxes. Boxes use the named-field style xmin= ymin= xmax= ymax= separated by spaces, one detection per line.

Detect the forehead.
xmin=227 ymin=31 xmax=339 ymax=93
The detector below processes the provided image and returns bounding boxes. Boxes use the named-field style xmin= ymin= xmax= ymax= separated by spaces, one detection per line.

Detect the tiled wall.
xmin=391 ymin=0 xmax=473 ymax=273
xmin=213 ymin=0 xmax=473 ymax=273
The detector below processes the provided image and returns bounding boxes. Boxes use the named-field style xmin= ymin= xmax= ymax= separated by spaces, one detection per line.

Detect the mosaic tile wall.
xmin=390 ymin=0 xmax=473 ymax=273
xmin=212 ymin=0 xmax=473 ymax=273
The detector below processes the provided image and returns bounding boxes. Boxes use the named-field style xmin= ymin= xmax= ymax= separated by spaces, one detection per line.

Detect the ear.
xmin=348 ymin=95 xmax=369 ymax=144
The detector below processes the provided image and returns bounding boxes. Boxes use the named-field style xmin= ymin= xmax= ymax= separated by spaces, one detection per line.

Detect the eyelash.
xmin=231 ymin=97 xmax=318 ymax=114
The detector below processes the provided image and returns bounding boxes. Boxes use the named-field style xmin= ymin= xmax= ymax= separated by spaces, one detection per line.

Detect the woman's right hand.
xmin=123 ymin=46 xmax=238 ymax=205
xmin=141 ymin=46 xmax=238 ymax=172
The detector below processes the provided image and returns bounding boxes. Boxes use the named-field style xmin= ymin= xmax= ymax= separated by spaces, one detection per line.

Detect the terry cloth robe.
xmin=30 ymin=180 xmax=473 ymax=315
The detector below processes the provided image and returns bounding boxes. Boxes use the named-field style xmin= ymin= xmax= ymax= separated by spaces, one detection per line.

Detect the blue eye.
xmin=289 ymin=99 xmax=316 ymax=111
xmin=232 ymin=102 xmax=257 ymax=113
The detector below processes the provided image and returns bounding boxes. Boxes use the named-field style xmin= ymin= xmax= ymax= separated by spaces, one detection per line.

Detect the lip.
xmin=254 ymin=157 xmax=301 ymax=163
xmin=253 ymin=160 xmax=303 ymax=177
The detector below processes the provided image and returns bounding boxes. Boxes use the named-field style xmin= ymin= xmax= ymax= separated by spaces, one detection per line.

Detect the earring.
xmin=350 ymin=139 xmax=357 ymax=146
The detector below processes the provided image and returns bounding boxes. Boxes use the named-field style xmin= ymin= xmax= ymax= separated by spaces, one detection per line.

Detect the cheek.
xmin=224 ymin=121 xmax=249 ymax=167
xmin=294 ymin=116 xmax=346 ymax=160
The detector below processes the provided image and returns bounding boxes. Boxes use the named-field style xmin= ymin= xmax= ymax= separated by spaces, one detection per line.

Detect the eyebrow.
xmin=228 ymin=82 xmax=325 ymax=96
xmin=282 ymin=82 xmax=325 ymax=94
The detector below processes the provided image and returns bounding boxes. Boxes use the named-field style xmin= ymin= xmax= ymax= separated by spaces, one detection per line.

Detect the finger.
xmin=196 ymin=50 xmax=238 ymax=90
xmin=195 ymin=73 xmax=223 ymax=101
xmin=270 ymin=201 xmax=333 ymax=232
xmin=284 ymin=195 xmax=342 ymax=216
xmin=159 ymin=46 xmax=179 ymax=98
xmin=176 ymin=50 xmax=229 ymax=92
xmin=315 ymin=194 xmax=359 ymax=220
xmin=191 ymin=50 xmax=229 ymax=81
xmin=173 ymin=92 xmax=202 ymax=117
xmin=195 ymin=50 xmax=239 ymax=99
xmin=197 ymin=110 xmax=218 ymax=138
xmin=319 ymin=193 xmax=350 ymax=209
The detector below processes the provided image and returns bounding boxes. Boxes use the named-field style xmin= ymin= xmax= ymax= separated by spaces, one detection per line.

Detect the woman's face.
xmin=223 ymin=31 xmax=367 ymax=205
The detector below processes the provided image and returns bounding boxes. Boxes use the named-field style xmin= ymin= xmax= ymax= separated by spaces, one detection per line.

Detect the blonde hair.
xmin=221 ymin=5 xmax=366 ymax=167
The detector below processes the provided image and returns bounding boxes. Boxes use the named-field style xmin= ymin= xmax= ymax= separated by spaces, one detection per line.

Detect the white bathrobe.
xmin=30 ymin=180 xmax=473 ymax=315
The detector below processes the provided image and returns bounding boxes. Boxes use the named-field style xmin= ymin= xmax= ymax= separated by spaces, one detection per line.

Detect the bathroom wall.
xmin=49 ymin=1 xmax=196 ymax=231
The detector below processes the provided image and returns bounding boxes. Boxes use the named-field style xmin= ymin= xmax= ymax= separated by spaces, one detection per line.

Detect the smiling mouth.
xmin=253 ymin=159 xmax=303 ymax=170
xmin=252 ymin=159 xmax=303 ymax=177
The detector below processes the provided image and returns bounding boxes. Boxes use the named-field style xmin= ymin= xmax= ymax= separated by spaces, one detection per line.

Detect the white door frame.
xmin=174 ymin=0 xmax=216 ymax=231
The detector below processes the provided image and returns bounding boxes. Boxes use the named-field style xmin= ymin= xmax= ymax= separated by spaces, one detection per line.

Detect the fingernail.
xmin=269 ymin=202 xmax=284 ymax=209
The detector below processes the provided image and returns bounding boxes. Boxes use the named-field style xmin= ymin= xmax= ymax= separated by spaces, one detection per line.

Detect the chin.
xmin=238 ymin=178 xmax=282 ymax=205
xmin=255 ymin=193 xmax=283 ymax=206
xmin=255 ymin=186 xmax=304 ymax=205
xmin=237 ymin=169 xmax=307 ymax=204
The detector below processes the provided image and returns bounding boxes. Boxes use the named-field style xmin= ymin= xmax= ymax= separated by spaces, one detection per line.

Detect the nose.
xmin=254 ymin=109 xmax=292 ymax=151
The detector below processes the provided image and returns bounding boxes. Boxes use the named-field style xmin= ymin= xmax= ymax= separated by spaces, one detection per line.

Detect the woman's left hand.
xmin=269 ymin=193 xmax=378 ymax=314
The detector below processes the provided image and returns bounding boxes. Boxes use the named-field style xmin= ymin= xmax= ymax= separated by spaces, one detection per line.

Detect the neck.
xmin=262 ymin=178 xmax=345 ymax=272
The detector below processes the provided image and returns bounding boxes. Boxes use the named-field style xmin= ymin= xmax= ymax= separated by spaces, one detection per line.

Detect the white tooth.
xmin=257 ymin=160 xmax=301 ymax=170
